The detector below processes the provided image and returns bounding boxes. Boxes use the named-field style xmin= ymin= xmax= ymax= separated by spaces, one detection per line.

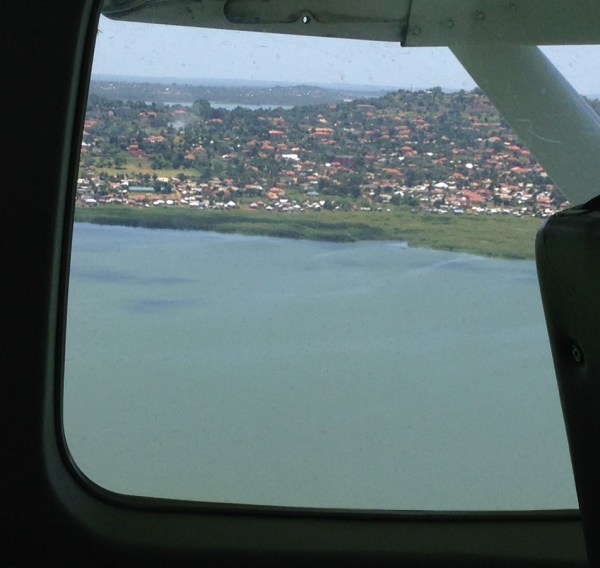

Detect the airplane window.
xmin=63 ymin=16 xmax=587 ymax=510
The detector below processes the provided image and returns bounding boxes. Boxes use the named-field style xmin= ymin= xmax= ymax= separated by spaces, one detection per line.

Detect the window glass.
xmin=63 ymin=16 xmax=586 ymax=510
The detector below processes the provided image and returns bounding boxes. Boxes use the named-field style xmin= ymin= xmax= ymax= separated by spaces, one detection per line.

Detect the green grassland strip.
xmin=74 ymin=206 xmax=541 ymax=259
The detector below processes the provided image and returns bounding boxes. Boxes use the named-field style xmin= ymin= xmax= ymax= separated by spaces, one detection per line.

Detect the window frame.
xmin=1 ymin=0 xmax=587 ymax=565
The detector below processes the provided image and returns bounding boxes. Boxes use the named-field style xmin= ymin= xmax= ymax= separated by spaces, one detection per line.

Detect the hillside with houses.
xmin=77 ymin=86 xmax=582 ymax=218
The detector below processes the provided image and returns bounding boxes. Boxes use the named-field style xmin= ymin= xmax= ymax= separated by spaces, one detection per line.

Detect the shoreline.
xmin=73 ymin=205 xmax=540 ymax=260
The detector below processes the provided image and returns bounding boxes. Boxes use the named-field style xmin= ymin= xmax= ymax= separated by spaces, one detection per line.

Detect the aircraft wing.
xmin=102 ymin=0 xmax=600 ymax=46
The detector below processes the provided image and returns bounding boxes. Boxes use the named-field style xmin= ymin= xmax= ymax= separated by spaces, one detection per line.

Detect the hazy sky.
xmin=93 ymin=15 xmax=600 ymax=94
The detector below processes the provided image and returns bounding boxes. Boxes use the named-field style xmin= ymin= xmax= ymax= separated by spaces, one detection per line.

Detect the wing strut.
xmin=451 ymin=44 xmax=600 ymax=206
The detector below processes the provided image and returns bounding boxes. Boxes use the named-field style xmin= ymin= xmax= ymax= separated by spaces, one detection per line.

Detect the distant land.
xmin=90 ymin=74 xmax=600 ymax=100
xmin=89 ymin=79 xmax=390 ymax=106
xmin=91 ymin=74 xmax=400 ymax=93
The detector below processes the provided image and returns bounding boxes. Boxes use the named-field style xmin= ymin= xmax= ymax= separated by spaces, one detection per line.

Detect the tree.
xmin=192 ymin=99 xmax=211 ymax=118
xmin=154 ymin=180 xmax=172 ymax=194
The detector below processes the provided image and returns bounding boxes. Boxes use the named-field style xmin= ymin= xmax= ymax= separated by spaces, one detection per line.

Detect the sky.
xmin=93 ymin=15 xmax=600 ymax=94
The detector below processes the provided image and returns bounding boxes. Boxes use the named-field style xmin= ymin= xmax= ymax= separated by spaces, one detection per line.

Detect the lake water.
xmin=210 ymin=102 xmax=294 ymax=111
xmin=158 ymin=101 xmax=294 ymax=110
xmin=63 ymin=223 xmax=577 ymax=511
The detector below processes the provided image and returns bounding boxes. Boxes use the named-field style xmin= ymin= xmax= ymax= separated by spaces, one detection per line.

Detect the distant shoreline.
xmin=88 ymin=79 xmax=388 ymax=107
xmin=74 ymin=205 xmax=540 ymax=260
xmin=90 ymin=74 xmax=401 ymax=93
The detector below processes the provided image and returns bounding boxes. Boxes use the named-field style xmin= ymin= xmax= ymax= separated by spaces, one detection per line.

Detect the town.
xmin=77 ymin=85 xmax=583 ymax=219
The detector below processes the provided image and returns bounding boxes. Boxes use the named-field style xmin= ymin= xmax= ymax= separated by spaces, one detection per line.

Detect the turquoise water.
xmin=63 ymin=223 xmax=577 ymax=510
